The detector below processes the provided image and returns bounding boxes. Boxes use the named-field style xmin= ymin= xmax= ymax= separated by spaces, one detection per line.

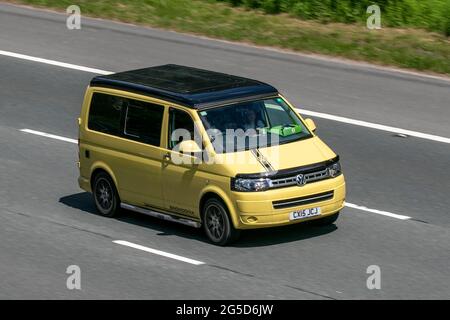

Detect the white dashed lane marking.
xmin=20 ymin=129 xmax=78 ymax=144
xmin=113 ymin=240 xmax=205 ymax=265
xmin=0 ymin=49 xmax=112 ymax=75
xmin=345 ymin=202 xmax=411 ymax=220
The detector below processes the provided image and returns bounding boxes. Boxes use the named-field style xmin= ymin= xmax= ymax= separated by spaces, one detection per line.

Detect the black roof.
xmin=90 ymin=64 xmax=278 ymax=109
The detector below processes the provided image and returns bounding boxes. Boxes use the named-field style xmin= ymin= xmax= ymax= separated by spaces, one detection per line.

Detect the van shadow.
xmin=59 ymin=192 xmax=337 ymax=247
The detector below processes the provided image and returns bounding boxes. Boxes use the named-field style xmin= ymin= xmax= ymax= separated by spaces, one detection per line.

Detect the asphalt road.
xmin=0 ymin=3 xmax=449 ymax=299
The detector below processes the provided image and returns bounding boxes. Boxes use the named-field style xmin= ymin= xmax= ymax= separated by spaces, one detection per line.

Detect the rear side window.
xmin=124 ymin=100 xmax=164 ymax=146
xmin=88 ymin=92 xmax=164 ymax=146
xmin=88 ymin=93 xmax=123 ymax=135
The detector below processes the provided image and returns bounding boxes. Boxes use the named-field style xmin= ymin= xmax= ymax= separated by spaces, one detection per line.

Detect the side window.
xmin=88 ymin=93 xmax=124 ymax=135
xmin=88 ymin=92 xmax=164 ymax=146
xmin=168 ymin=108 xmax=195 ymax=150
xmin=124 ymin=100 xmax=164 ymax=146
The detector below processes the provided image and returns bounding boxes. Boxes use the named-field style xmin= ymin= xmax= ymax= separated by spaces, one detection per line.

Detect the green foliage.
xmin=261 ymin=0 xmax=281 ymax=14
xmin=221 ymin=0 xmax=450 ymax=35
xmin=443 ymin=1 xmax=450 ymax=36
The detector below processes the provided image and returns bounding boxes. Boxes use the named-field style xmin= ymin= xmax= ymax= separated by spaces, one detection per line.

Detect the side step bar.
xmin=120 ymin=203 xmax=201 ymax=228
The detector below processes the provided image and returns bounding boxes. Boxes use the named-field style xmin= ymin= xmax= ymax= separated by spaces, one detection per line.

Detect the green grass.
xmin=9 ymin=0 xmax=450 ymax=75
xmin=220 ymin=0 xmax=450 ymax=36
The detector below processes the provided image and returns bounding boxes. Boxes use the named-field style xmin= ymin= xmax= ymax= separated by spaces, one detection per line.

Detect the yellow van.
xmin=78 ymin=65 xmax=345 ymax=245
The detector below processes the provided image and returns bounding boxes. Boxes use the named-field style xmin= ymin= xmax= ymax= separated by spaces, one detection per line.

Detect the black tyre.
xmin=202 ymin=198 xmax=240 ymax=246
xmin=92 ymin=172 xmax=120 ymax=217
xmin=311 ymin=212 xmax=339 ymax=226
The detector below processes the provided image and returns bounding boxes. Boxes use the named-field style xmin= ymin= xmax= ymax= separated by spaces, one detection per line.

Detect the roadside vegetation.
xmin=9 ymin=0 xmax=450 ymax=75
xmin=220 ymin=0 xmax=450 ymax=36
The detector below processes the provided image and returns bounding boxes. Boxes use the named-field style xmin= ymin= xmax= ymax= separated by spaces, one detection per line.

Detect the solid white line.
xmin=298 ymin=108 xmax=450 ymax=144
xmin=4 ymin=2 xmax=450 ymax=84
xmin=19 ymin=127 xmax=413 ymax=221
xmin=3 ymin=49 xmax=449 ymax=145
xmin=113 ymin=240 xmax=205 ymax=265
xmin=20 ymin=129 xmax=77 ymax=144
xmin=0 ymin=50 xmax=113 ymax=75
xmin=345 ymin=202 xmax=411 ymax=220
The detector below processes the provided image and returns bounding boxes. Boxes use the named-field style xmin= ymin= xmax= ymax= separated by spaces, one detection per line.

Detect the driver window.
xmin=168 ymin=108 xmax=195 ymax=150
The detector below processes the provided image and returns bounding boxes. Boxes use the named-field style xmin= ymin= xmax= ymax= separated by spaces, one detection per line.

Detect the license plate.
xmin=290 ymin=207 xmax=321 ymax=221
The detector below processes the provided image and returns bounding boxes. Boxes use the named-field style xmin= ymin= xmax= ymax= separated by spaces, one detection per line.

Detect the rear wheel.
xmin=311 ymin=212 xmax=339 ymax=226
xmin=92 ymin=172 xmax=120 ymax=217
xmin=202 ymin=198 xmax=240 ymax=246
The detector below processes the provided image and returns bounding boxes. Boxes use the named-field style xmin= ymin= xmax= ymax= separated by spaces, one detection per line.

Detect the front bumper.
xmin=231 ymin=175 xmax=346 ymax=229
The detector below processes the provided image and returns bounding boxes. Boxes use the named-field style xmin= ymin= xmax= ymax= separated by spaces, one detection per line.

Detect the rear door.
xmin=86 ymin=91 xmax=166 ymax=209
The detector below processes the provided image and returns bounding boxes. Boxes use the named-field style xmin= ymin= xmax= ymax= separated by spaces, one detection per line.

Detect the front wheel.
xmin=202 ymin=198 xmax=240 ymax=246
xmin=92 ymin=172 xmax=120 ymax=217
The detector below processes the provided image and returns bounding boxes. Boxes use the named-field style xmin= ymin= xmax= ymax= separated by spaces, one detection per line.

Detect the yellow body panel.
xmin=78 ymin=87 xmax=346 ymax=230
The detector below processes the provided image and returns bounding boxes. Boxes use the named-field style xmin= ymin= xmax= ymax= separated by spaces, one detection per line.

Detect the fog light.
xmin=246 ymin=216 xmax=258 ymax=223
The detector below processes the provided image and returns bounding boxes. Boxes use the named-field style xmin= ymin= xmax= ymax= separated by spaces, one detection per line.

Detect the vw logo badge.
xmin=296 ymin=174 xmax=306 ymax=186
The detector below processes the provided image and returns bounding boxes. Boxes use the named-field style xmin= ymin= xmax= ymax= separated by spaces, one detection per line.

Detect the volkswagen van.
xmin=77 ymin=65 xmax=345 ymax=245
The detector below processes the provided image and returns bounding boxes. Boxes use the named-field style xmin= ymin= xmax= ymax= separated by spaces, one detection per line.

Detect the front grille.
xmin=233 ymin=156 xmax=340 ymax=191
xmin=272 ymin=191 xmax=334 ymax=209
xmin=270 ymin=167 xmax=330 ymax=188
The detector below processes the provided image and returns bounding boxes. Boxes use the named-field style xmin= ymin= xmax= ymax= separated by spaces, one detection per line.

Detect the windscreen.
xmin=198 ymin=97 xmax=312 ymax=153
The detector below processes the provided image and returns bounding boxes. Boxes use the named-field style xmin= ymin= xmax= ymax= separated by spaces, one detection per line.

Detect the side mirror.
xmin=305 ymin=118 xmax=317 ymax=132
xmin=178 ymin=140 xmax=202 ymax=156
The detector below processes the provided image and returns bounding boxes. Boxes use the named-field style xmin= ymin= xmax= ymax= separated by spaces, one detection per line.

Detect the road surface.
xmin=0 ymin=3 xmax=449 ymax=299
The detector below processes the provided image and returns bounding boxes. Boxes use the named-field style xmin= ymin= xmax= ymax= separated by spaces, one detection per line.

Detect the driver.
xmin=243 ymin=109 xmax=264 ymax=131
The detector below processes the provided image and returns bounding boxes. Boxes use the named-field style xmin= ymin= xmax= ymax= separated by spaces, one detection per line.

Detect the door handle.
xmin=163 ymin=152 xmax=171 ymax=161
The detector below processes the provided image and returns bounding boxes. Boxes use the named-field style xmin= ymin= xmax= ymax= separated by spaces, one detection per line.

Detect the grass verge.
xmin=6 ymin=0 xmax=450 ymax=75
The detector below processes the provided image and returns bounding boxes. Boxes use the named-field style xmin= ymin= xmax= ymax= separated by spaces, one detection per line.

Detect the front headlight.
xmin=328 ymin=161 xmax=342 ymax=178
xmin=231 ymin=177 xmax=272 ymax=192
